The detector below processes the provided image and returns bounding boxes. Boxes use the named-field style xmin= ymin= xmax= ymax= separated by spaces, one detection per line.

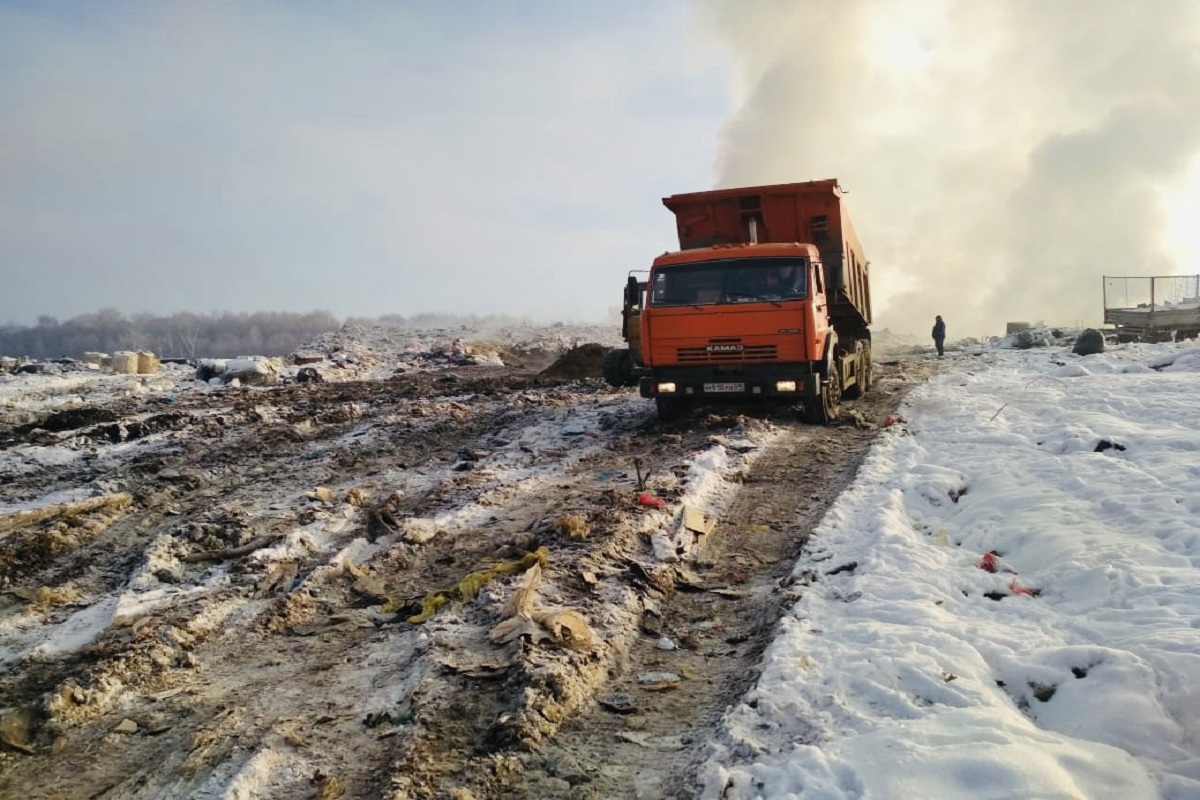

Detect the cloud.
xmin=697 ymin=0 xmax=1200 ymax=337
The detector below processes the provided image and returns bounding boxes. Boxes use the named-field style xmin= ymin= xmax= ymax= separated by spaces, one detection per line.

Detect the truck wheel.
xmin=843 ymin=342 xmax=872 ymax=400
xmin=601 ymin=348 xmax=633 ymax=388
xmin=809 ymin=367 xmax=842 ymax=424
xmin=655 ymin=396 xmax=688 ymax=422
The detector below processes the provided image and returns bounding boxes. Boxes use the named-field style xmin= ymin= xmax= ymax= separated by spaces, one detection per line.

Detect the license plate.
xmin=703 ymin=382 xmax=745 ymax=393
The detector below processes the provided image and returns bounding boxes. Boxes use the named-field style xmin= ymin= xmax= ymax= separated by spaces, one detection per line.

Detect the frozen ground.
xmin=2 ymin=322 xmax=1194 ymax=799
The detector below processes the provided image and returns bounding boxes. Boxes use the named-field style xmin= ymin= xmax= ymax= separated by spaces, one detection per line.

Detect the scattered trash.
xmin=673 ymin=566 xmax=705 ymax=591
xmin=598 ymin=694 xmax=636 ymax=714
xmin=637 ymin=492 xmax=665 ymax=510
xmin=1095 ymin=439 xmax=1126 ymax=453
xmin=308 ymin=486 xmax=336 ymax=504
xmin=637 ymin=672 xmax=682 ymax=691
xmin=398 ymin=547 xmax=550 ymax=624
xmin=1029 ymin=681 xmax=1057 ymax=702
xmin=1072 ymin=328 xmax=1105 ymax=356
xmin=977 ymin=551 xmax=1014 ymax=574
xmin=554 ymin=514 xmax=590 ymax=539
xmin=296 ymin=366 xmax=324 ymax=384
xmin=0 ymin=707 xmax=36 ymax=754
xmin=1009 ymin=578 xmax=1040 ymax=597
xmin=655 ymin=636 xmax=677 ymax=651
xmin=400 ymin=517 xmax=441 ymax=544
xmin=488 ymin=563 xmax=597 ymax=651
xmin=681 ymin=505 xmax=717 ymax=536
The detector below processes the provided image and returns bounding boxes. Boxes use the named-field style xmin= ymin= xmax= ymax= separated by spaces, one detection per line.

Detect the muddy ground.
xmin=0 ymin=336 xmax=934 ymax=800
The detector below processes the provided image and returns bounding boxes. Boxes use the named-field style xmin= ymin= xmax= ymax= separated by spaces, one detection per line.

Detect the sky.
xmin=698 ymin=339 xmax=1200 ymax=799
xmin=3 ymin=1 xmax=1200 ymax=337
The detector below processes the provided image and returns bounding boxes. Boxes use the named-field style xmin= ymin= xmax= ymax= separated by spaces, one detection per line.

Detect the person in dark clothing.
xmin=932 ymin=315 xmax=946 ymax=356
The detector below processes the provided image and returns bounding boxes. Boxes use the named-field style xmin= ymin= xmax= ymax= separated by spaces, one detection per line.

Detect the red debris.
xmin=637 ymin=492 xmax=666 ymax=509
xmin=979 ymin=553 xmax=998 ymax=573
xmin=1009 ymin=578 xmax=1039 ymax=597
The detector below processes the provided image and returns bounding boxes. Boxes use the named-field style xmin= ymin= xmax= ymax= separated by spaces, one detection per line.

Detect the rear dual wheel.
xmin=601 ymin=348 xmax=638 ymax=388
xmin=843 ymin=342 xmax=872 ymax=399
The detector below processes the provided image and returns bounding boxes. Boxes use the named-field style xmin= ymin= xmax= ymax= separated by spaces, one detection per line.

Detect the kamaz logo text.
xmin=706 ymin=344 xmax=743 ymax=353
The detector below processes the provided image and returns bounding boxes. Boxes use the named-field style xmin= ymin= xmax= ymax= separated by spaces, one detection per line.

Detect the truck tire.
xmin=844 ymin=342 xmax=872 ymax=399
xmin=808 ymin=364 xmax=842 ymax=424
xmin=655 ymin=396 xmax=688 ymax=422
xmin=601 ymin=348 xmax=635 ymax=388
xmin=860 ymin=342 xmax=873 ymax=394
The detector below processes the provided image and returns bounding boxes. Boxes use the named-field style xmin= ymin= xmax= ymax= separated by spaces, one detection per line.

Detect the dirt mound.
xmin=538 ymin=343 xmax=608 ymax=380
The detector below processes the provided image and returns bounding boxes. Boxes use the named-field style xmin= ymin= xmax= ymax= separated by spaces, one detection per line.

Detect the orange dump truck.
xmin=603 ymin=179 xmax=872 ymax=422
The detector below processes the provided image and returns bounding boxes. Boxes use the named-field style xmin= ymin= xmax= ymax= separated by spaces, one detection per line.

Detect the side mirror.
xmin=625 ymin=276 xmax=640 ymax=307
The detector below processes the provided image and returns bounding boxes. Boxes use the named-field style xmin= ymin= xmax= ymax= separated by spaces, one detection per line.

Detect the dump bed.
xmin=662 ymin=179 xmax=871 ymax=326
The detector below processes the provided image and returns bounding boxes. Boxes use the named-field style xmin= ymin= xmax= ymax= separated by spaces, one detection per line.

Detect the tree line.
xmin=0 ymin=310 xmax=563 ymax=361
xmin=0 ymin=310 xmax=341 ymax=360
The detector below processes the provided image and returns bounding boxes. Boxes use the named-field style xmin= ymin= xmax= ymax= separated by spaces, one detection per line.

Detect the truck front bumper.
xmin=638 ymin=365 xmax=821 ymax=402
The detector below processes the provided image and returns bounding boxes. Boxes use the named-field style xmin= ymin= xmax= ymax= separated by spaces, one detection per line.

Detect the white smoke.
xmin=697 ymin=0 xmax=1200 ymax=337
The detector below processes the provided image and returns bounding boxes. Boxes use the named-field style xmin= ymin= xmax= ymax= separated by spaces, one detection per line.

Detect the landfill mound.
xmin=538 ymin=343 xmax=608 ymax=379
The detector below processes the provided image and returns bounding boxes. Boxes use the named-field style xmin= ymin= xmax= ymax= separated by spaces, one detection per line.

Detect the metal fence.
xmin=1103 ymin=275 xmax=1200 ymax=311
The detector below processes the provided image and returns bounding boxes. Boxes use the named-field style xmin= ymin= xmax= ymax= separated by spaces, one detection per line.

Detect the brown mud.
xmin=0 ymin=348 xmax=932 ymax=800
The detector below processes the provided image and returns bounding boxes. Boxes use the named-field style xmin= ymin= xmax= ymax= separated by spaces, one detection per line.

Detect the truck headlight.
xmin=657 ymin=382 xmax=677 ymax=393
xmin=775 ymin=380 xmax=797 ymax=392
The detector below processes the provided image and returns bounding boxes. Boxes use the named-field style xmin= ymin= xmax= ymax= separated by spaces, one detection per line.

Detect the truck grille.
xmin=676 ymin=344 xmax=778 ymax=363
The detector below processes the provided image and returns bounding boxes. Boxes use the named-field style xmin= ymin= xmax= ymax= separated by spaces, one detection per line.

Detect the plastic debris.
xmin=598 ymin=694 xmax=636 ymax=714
xmin=393 ymin=547 xmax=549 ymax=624
xmin=637 ymin=672 xmax=682 ymax=691
xmin=488 ymin=563 xmax=598 ymax=651
xmin=637 ymin=492 xmax=666 ymax=509
xmin=1009 ymin=578 xmax=1040 ymax=597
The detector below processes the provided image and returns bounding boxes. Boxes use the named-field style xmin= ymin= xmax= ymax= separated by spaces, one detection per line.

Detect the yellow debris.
xmin=399 ymin=547 xmax=549 ymax=624
xmin=553 ymin=514 xmax=590 ymax=539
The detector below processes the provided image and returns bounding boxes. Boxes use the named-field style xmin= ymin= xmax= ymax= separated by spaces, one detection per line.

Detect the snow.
xmin=700 ymin=340 xmax=1200 ymax=800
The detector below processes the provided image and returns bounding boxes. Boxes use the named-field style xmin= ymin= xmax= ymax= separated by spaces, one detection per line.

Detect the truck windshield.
xmin=650 ymin=258 xmax=808 ymax=307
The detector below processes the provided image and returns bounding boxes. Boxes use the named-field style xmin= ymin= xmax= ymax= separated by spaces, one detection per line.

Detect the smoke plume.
xmin=697 ymin=0 xmax=1200 ymax=337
